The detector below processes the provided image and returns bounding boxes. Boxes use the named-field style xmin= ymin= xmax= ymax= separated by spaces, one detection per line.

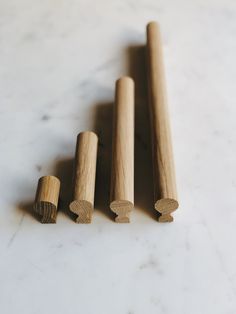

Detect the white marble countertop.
xmin=1 ymin=0 xmax=236 ymax=313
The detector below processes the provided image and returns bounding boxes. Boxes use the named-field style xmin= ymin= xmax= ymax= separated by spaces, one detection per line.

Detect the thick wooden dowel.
xmin=110 ymin=77 xmax=134 ymax=223
xmin=34 ymin=175 xmax=60 ymax=223
xmin=146 ymin=21 xmax=179 ymax=222
xmin=70 ymin=131 xmax=98 ymax=223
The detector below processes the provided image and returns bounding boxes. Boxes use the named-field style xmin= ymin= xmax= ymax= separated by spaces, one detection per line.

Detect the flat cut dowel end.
xmin=34 ymin=201 xmax=57 ymax=224
xmin=158 ymin=214 xmax=174 ymax=223
xmin=75 ymin=216 xmax=92 ymax=224
xmin=69 ymin=200 xmax=93 ymax=224
xmin=115 ymin=215 xmax=130 ymax=223
xmin=155 ymin=198 xmax=178 ymax=222
xmin=110 ymin=200 xmax=133 ymax=223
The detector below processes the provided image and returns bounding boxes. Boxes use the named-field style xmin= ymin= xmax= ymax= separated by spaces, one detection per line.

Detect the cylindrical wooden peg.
xmin=34 ymin=175 xmax=60 ymax=223
xmin=110 ymin=76 xmax=134 ymax=223
xmin=146 ymin=21 xmax=179 ymax=222
xmin=70 ymin=131 xmax=98 ymax=223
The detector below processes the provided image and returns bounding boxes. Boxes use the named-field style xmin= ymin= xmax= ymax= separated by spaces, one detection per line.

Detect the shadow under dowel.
xmin=92 ymin=102 xmax=116 ymax=221
xmin=126 ymin=45 xmax=157 ymax=219
xmin=54 ymin=157 xmax=77 ymax=221
xmin=16 ymin=200 xmax=41 ymax=222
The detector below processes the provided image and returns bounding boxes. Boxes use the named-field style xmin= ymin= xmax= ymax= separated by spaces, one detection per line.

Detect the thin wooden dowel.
xmin=146 ymin=21 xmax=179 ymax=222
xmin=34 ymin=175 xmax=60 ymax=223
xmin=69 ymin=131 xmax=98 ymax=223
xmin=110 ymin=77 xmax=134 ymax=223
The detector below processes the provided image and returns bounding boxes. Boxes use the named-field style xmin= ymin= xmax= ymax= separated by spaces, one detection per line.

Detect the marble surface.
xmin=1 ymin=0 xmax=236 ymax=313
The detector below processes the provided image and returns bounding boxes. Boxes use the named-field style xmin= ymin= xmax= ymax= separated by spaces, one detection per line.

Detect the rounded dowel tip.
xmin=147 ymin=21 xmax=160 ymax=30
xmin=116 ymin=76 xmax=134 ymax=86
xmin=77 ymin=131 xmax=98 ymax=140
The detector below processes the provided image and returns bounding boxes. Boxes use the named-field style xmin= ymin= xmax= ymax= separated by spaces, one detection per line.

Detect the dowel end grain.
xmin=116 ymin=76 xmax=134 ymax=87
xmin=110 ymin=201 xmax=133 ymax=223
xmin=158 ymin=214 xmax=174 ymax=223
xmin=34 ymin=175 xmax=60 ymax=223
xmin=155 ymin=198 xmax=178 ymax=222
xmin=69 ymin=200 xmax=93 ymax=224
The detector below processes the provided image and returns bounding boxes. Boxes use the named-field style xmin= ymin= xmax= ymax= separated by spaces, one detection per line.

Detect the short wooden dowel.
xmin=69 ymin=131 xmax=98 ymax=223
xmin=110 ymin=76 xmax=134 ymax=223
xmin=34 ymin=175 xmax=60 ymax=223
xmin=146 ymin=21 xmax=179 ymax=222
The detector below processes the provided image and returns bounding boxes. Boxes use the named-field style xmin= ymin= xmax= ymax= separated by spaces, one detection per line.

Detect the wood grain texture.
xmin=110 ymin=77 xmax=134 ymax=223
xmin=34 ymin=175 xmax=60 ymax=223
xmin=146 ymin=21 xmax=179 ymax=222
xmin=69 ymin=131 xmax=98 ymax=223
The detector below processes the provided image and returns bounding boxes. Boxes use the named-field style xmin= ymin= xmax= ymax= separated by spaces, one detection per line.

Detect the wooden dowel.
xmin=34 ymin=175 xmax=60 ymax=223
xmin=110 ymin=77 xmax=134 ymax=223
xmin=69 ymin=131 xmax=98 ymax=223
xmin=146 ymin=21 xmax=179 ymax=222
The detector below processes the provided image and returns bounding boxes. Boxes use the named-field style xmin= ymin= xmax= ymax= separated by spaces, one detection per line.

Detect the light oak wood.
xmin=70 ymin=131 xmax=98 ymax=223
xmin=110 ymin=77 xmax=134 ymax=223
xmin=146 ymin=21 xmax=179 ymax=222
xmin=34 ymin=175 xmax=60 ymax=223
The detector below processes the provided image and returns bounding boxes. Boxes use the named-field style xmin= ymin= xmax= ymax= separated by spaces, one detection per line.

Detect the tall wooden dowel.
xmin=110 ymin=77 xmax=134 ymax=223
xmin=34 ymin=175 xmax=60 ymax=223
xmin=146 ymin=21 xmax=179 ymax=222
xmin=70 ymin=131 xmax=98 ymax=223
